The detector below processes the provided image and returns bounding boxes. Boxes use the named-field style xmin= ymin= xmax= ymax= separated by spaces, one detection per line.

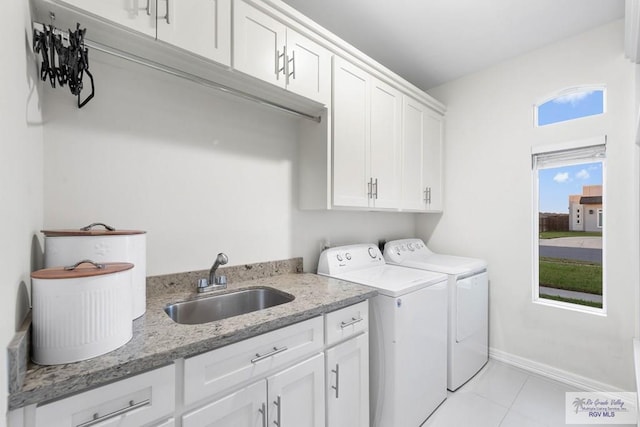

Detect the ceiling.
xmin=280 ymin=0 xmax=625 ymax=90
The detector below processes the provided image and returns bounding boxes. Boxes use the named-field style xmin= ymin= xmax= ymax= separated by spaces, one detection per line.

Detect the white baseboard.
xmin=489 ymin=346 xmax=630 ymax=394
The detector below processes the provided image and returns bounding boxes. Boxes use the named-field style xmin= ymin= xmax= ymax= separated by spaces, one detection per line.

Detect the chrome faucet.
xmin=197 ymin=253 xmax=229 ymax=293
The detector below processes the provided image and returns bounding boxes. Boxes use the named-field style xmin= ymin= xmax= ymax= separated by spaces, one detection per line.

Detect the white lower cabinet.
xmin=182 ymin=353 xmax=325 ymax=427
xmin=326 ymin=333 xmax=369 ymax=427
xmin=10 ymin=303 xmax=370 ymax=427
xmin=33 ymin=364 xmax=175 ymax=427
xmin=267 ymin=353 xmax=325 ymax=427
xmin=324 ymin=302 xmax=369 ymax=427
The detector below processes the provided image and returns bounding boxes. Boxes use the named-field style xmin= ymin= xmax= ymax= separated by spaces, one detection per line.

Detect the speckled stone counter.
xmin=8 ymin=258 xmax=376 ymax=410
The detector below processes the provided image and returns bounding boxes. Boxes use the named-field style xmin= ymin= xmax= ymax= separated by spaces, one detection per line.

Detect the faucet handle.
xmin=197 ymin=278 xmax=209 ymax=288
xmin=215 ymin=275 xmax=227 ymax=286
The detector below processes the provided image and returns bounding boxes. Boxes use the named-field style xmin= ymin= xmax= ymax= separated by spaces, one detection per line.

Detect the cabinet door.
xmin=422 ymin=108 xmax=443 ymax=211
xmin=233 ymin=0 xmax=286 ymax=87
xmin=332 ymin=57 xmax=371 ymax=208
xmin=55 ymin=0 xmax=156 ymax=37
xmin=156 ymin=0 xmax=231 ymax=65
xmin=326 ymin=333 xmax=369 ymax=427
xmin=267 ymin=353 xmax=325 ymax=427
xmin=401 ymin=96 xmax=427 ymax=210
xmin=401 ymin=96 xmax=444 ymax=211
xmin=370 ymin=78 xmax=402 ymax=209
xmin=182 ymin=381 xmax=265 ymax=427
xmin=285 ymin=29 xmax=331 ymax=104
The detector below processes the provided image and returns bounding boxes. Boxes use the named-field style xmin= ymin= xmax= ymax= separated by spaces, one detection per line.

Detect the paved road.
xmin=538 ymin=246 xmax=602 ymax=263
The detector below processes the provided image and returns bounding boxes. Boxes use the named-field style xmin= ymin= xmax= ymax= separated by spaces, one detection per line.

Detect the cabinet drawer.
xmin=325 ymin=301 xmax=369 ymax=346
xmin=184 ymin=317 xmax=323 ymax=405
xmin=35 ymin=364 xmax=175 ymax=427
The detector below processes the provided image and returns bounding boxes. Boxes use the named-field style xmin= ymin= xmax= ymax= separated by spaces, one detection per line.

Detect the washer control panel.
xmin=383 ymin=238 xmax=433 ymax=263
xmin=317 ymin=243 xmax=384 ymax=274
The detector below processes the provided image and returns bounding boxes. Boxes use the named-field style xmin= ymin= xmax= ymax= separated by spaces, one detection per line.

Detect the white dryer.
xmin=384 ymin=238 xmax=489 ymax=391
xmin=318 ymin=243 xmax=448 ymax=427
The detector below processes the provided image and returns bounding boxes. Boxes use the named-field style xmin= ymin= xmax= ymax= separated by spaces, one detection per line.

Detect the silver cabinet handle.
xmin=251 ymin=346 xmax=288 ymax=363
xmin=275 ymin=47 xmax=286 ymax=79
xmin=145 ymin=0 xmax=151 ymax=15
xmin=373 ymin=178 xmax=378 ymax=199
xmin=427 ymin=187 xmax=432 ymax=204
xmin=367 ymin=178 xmax=373 ymax=199
xmin=273 ymin=395 xmax=282 ymax=426
xmin=164 ymin=0 xmax=170 ymax=24
xmin=331 ymin=364 xmax=340 ymax=398
xmin=423 ymin=187 xmax=428 ymax=203
xmin=340 ymin=317 xmax=363 ymax=328
xmin=259 ymin=402 xmax=267 ymax=427
xmin=287 ymin=50 xmax=296 ymax=83
xmin=76 ymin=399 xmax=150 ymax=427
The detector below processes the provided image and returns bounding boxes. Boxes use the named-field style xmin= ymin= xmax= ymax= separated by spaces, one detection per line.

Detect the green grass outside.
xmin=539 ymin=294 xmax=602 ymax=309
xmin=539 ymin=257 xmax=602 ymax=295
xmin=539 ymin=231 xmax=602 ymax=239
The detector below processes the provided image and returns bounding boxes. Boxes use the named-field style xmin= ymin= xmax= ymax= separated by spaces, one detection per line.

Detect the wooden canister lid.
xmin=42 ymin=222 xmax=146 ymax=237
xmin=31 ymin=261 xmax=134 ymax=280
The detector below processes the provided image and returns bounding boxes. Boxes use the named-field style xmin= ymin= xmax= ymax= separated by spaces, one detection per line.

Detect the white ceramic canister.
xmin=31 ymin=260 xmax=134 ymax=365
xmin=42 ymin=223 xmax=146 ymax=319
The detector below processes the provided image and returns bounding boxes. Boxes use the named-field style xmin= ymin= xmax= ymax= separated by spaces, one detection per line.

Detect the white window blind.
xmin=532 ymin=143 xmax=606 ymax=169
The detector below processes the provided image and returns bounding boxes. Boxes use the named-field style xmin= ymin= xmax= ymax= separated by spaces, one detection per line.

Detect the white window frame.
xmin=531 ymin=137 xmax=606 ymax=315
xmin=533 ymin=85 xmax=606 ymax=128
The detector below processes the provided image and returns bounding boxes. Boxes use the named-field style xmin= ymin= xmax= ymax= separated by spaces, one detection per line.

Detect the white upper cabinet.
xmin=370 ymin=79 xmax=402 ymax=209
xmin=332 ymin=57 xmax=401 ymax=209
xmin=285 ymin=29 xmax=331 ymax=104
xmin=332 ymin=57 xmax=371 ymax=208
xmin=233 ymin=0 xmax=330 ymax=104
xmin=54 ymin=0 xmax=157 ymax=37
xmin=156 ymin=0 xmax=231 ymax=65
xmin=401 ymin=96 xmax=444 ymax=212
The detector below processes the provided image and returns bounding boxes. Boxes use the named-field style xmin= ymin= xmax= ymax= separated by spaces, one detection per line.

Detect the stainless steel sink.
xmin=164 ymin=287 xmax=295 ymax=325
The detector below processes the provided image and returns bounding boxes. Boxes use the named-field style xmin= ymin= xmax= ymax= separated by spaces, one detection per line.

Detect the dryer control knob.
xmin=345 ymin=253 xmax=352 ymax=260
xmin=368 ymin=247 xmax=377 ymax=258
xmin=336 ymin=254 xmax=343 ymax=262
xmin=407 ymin=243 xmax=415 ymax=251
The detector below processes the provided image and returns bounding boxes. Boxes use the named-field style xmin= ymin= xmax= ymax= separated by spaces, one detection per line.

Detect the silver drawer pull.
xmin=251 ymin=346 xmax=288 ymax=364
xmin=75 ymin=399 xmax=150 ymax=427
xmin=340 ymin=317 xmax=363 ymax=329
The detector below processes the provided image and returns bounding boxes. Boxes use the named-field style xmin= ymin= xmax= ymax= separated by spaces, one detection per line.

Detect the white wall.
xmin=422 ymin=20 xmax=637 ymax=389
xmin=1 ymin=1 xmax=44 ymax=419
xmin=42 ymin=50 xmax=416 ymax=276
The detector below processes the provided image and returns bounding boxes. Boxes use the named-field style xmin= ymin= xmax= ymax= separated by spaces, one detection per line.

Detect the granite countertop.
xmin=9 ymin=258 xmax=376 ymax=410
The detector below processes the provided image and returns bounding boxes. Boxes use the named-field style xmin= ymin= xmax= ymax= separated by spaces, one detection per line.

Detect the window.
xmin=597 ymin=209 xmax=603 ymax=228
xmin=535 ymin=87 xmax=605 ymax=127
xmin=533 ymin=141 xmax=605 ymax=312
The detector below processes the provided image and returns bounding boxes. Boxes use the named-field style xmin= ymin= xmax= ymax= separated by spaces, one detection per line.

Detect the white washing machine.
xmin=318 ymin=243 xmax=448 ymax=427
xmin=384 ymin=238 xmax=489 ymax=391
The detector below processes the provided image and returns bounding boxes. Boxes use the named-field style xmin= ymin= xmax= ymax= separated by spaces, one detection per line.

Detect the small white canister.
xmin=31 ymin=260 xmax=134 ymax=365
xmin=42 ymin=223 xmax=146 ymax=319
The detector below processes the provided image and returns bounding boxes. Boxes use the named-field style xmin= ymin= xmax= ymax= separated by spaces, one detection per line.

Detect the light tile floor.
xmin=423 ymin=360 xmax=636 ymax=427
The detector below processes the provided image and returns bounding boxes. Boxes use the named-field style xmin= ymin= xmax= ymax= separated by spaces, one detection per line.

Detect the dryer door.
xmin=456 ymin=272 xmax=488 ymax=342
